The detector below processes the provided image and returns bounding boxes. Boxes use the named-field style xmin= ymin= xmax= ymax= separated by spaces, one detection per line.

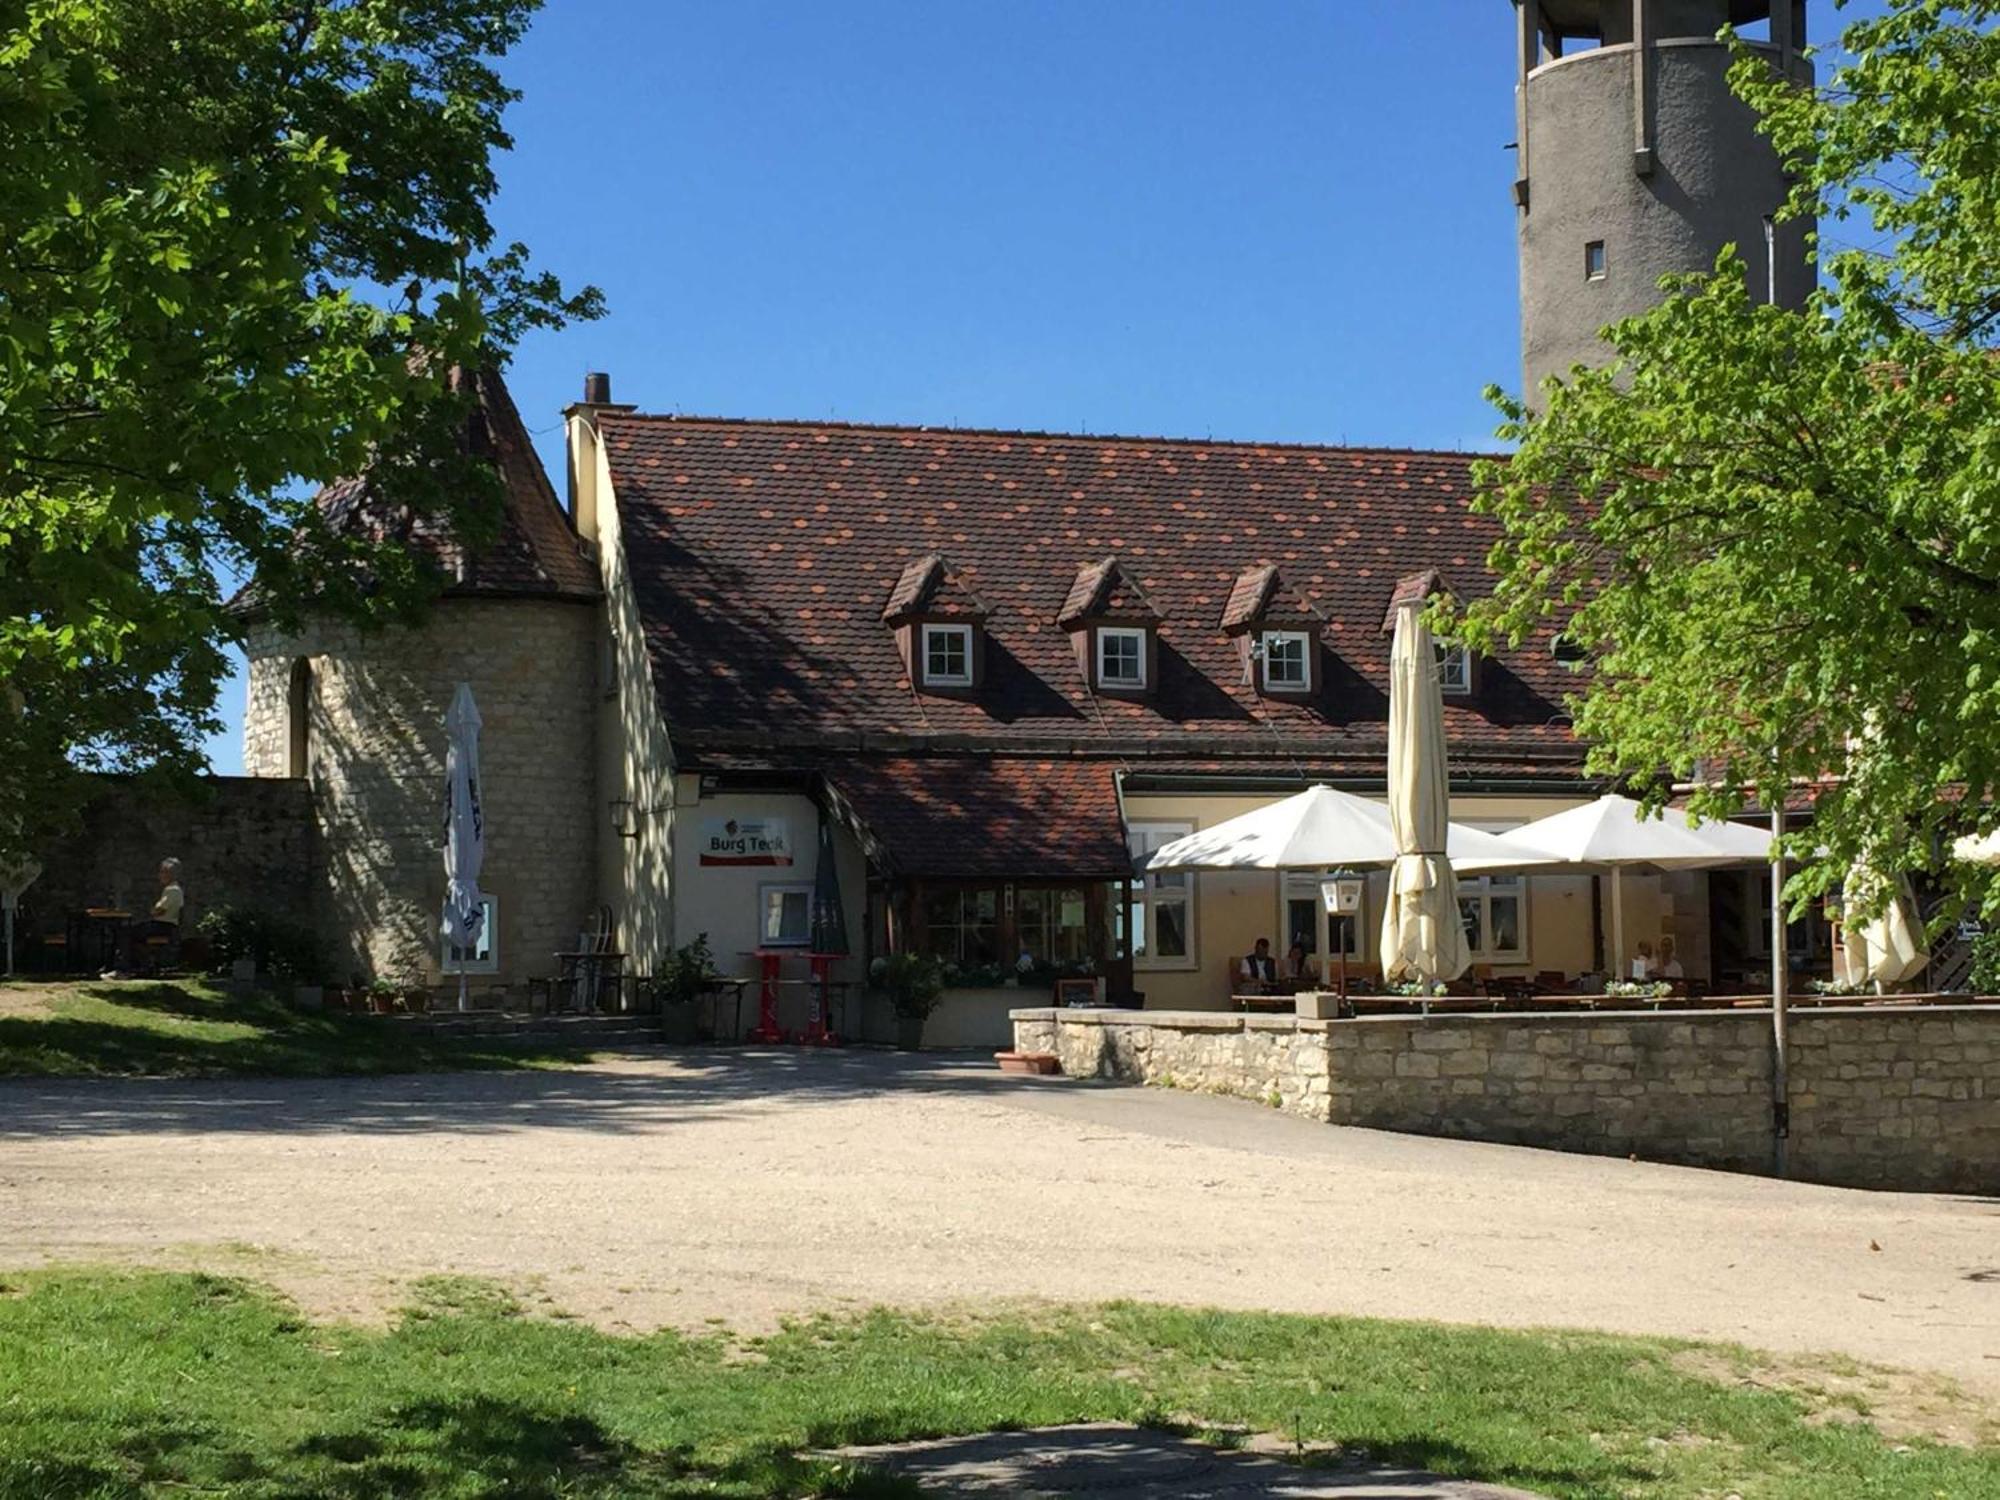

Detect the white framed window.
xmin=759 ymin=882 xmax=812 ymax=947
xmin=1458 ymin=875 xmax=1527 ymax=963
xmin=921 ymin=623 xmax=974 ymax=687
xmin=1436 ymin=642 xmax=1472 ymax=696
xmin=1280 ymin=870 xmax=1365 ymax=981
xmin=1127 ymin=821 xmax=1195 ymax=970
xmin=1261 ymin=631 xmax=1311 ymax=692
xmin=442 ymin=895 xmax=499 ymax=975
xmin=1097 ymin=627 xmax=1147 ymax=689
xmin=1585 ymin=240 xmax=1607 ymax=280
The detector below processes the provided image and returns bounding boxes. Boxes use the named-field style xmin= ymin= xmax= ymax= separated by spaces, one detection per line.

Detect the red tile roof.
xmin=881 ymin=553 xmax=989 ymax=622
xmin=251 ymin=368 xmax=599 ymax=610
xmin=825 ymin=757 xmax=1131 ymax=878
xmin=599 ymin=414 xmax=1580 ymax=767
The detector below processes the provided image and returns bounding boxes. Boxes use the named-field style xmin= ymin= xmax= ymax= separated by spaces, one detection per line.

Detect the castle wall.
xmin=242 ymin=598 xmax=598 ymax=991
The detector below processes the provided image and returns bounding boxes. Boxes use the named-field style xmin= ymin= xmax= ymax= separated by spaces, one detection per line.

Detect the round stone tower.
xmin=1512 ymin=0 xmax=1813 ymax=396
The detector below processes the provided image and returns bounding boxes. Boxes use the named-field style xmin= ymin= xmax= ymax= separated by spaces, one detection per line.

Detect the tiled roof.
xmin=824 ymin=757 xmax=1131 ymax=879
xmin=600 ymin=414 xmax=1581 ymax=764
xmin=881 ymin=553 xmax=989 ymax=622
xmin=1058 ymin=556 xmax=1163 ymax=627
xmin=1382 ymin=567 xmax=1449 ymax=632
xmin=1219 ymin=564 xmax=1322 ymax=634
xmin=245 ymin=367 xmax=599 ymax=610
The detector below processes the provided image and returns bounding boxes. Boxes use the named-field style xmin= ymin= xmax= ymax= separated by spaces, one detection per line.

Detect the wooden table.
xmin=1230 ymin=993 xmax=1299 ymax=1014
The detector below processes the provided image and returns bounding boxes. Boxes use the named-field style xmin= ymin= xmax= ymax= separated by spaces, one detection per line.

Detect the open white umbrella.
xmin=1502 ymin=794 xmax=1771 ymax=977
xmin=1837 ymin=865 xmax=1929 ymax=990
xmin=1137 ymin=784 xmax=1554 ymax=875
xmin=1379 ymin=603 xmax=1470 ymax=985
xmin=441 ymin=681 xmax=487 ymax=1012
xmin=1953 ymin=829 xmax=2000 ymax=867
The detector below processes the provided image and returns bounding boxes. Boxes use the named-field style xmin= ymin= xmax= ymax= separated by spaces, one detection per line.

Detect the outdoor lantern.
xmin=1320 ymin=874 xmax=1364 ymax=917
xmin=609 ymin=799 xmax=639 ymax=839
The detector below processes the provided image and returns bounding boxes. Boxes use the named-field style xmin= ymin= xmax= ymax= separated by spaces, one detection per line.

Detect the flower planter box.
xmin=993 ymin=1051 xmax=1060 ymax=1076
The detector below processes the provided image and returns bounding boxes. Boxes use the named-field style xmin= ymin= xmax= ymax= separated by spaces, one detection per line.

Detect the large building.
xmin=239 ymin=6 xmax=1818 ymax=1042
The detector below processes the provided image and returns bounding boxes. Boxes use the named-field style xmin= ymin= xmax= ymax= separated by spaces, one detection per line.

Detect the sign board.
xmin=1320 ymin=876 xmax=1363 ymax=916
xmin=699 ymin=816 xmax=793 ymax=867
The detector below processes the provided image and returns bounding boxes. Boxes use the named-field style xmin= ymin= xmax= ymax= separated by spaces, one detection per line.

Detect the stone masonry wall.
xmin=23 ymin=776 xmax=315 ymax=951
xmin=242 ymin=599 xmax=598 ymax=990
xmin=1012 ymin=1006 xmax=2000 ymax=1193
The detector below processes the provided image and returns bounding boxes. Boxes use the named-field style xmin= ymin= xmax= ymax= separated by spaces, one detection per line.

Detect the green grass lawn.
xmin=0 ymin=980 xmax=587 ymax=1078
xmin=0 ymin=1271 xmax=1993 ymax=1499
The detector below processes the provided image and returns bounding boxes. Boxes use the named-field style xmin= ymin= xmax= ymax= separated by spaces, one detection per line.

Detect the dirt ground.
xmin=1 ymin=1049 xmax=1996 ymax=1409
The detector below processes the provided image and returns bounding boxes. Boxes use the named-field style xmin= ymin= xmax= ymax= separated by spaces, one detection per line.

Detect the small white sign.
xmin=700 ymin=816 xmax=793 ymax=867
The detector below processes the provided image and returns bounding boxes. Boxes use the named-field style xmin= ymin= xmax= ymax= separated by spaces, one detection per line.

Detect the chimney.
xmin=563 ymin=370 xmax=633 ymax=545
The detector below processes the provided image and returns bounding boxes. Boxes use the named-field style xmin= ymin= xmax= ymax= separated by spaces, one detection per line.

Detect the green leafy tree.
xmin=0 ymin=0 xmax=600 ymax=854
xmin=1460 ymin=0 xmax=2000 ymax=917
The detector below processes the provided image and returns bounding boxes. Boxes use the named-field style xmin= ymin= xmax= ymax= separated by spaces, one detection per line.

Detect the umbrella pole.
xmin=1770 ymin=803 xmax=1790 ymax=1178
xmin=3 ymin=902 xmax=12 ymax=978
xmin=1610 ymin=869 xmax=1626 ymax=979
xmin=458 ymin=970 xmax=468 ymax=1014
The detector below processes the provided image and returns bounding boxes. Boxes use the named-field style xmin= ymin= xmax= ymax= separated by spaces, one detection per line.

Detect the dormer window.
xmin=1220 ymin=564 xmax=1323 ymax=700
xmin=1059 ymin=557 xmax=1164 ymax=700
xmin=1260 ymin=631 xmax=1311 ymax=692
xmin=882 ymin=553 xmax=988 ymax=698
xmin=1097 ymin=627 xmax=1148 ymax=690
xmin=1437 ymin=641 xmax=1473 ymax=695
xmin=922 ymin=623 xmax=974 ymax=688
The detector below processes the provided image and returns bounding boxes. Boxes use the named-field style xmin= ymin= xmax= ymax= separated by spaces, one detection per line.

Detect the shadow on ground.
xmin=0 ymin=1046 xmax=1073 ymax=1141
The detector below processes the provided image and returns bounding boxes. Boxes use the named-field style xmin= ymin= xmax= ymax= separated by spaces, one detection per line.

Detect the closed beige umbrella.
xmin=1838 ymin=864 xmax=1929 ymax=990
xmin=1379 ymin=602 xmax=1470 ymax=984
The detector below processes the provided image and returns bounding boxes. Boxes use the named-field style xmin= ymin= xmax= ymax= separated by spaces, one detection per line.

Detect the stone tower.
xmin=1512 ymin=0 xmax=1813 ymax=396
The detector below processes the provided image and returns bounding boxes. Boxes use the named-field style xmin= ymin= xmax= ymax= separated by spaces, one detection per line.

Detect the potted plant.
xmin=872 ymin=952 xmax=946 ymax=1051
xmin=365 ymin=977 xmax=400 ymax=1015
xmin=652 ymin=933 xmax=715 ymax=1045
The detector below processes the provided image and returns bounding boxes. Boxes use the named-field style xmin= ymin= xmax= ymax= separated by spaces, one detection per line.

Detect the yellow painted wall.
xmin=589 ymin=430 xmax=680 ymax=973
xmin=669 ymin=784 xmax=870 ymax=1037
xmin=1123 ymin=788 xmax=1611 ymax=1009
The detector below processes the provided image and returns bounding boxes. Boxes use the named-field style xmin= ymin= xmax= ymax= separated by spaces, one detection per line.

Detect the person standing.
xmin=139 ymin=858 xmax=185 ymax=971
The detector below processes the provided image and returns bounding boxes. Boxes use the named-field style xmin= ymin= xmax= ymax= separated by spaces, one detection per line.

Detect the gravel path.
xmin=1 ymin=1049 xmax=1996 ymax=1394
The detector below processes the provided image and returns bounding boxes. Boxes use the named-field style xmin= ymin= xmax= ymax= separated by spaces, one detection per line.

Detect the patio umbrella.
xmin=1837 ymin=864 xmax=1929 ymax=990
xmin=1137 ymin=785 xmax=1554 ymax=875
xmin=1952 ymin=829 xmax=2000 ymax=866
xmin=1379 ymin=602 xmax=1470 ymax=985
xmin=808 ymin=817 xmax=850 ymax=956
xmin=1502 ymin=794 xmax=1772 ymax=977
xmin=441 ymin=681 xmax=487 ymax=1013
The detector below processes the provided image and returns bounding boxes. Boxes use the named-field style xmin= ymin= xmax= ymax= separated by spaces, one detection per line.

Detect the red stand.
xmin=745 ymin=951 xmax=788 ymax=1043
xmin=799 ymin=952 xmax=845 ymax=1047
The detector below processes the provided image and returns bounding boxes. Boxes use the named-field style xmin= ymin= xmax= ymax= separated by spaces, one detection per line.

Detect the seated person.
xmin=1630 ymin=940 xmax=1656 ymax=981
xmin=1284 ymin=940 xmax=1312 ymax=983
xmin=1657 ymin=936 xmax=1685 ymax=981
xmin=127 ymin=858 xmax=185 ymax=972
xmin=1239 ymin=938 xmax=1280 ymax=992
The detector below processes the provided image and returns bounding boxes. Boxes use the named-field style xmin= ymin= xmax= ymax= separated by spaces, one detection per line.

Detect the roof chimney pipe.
xmin=582 ymin=371 xmax=612 ymax=405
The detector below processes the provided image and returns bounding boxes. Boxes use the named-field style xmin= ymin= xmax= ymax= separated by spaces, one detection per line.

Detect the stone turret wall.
xmin=242 ymin=597 xmax=599 ymax=991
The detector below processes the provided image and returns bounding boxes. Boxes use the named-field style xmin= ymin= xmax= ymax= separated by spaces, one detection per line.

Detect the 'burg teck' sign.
xmin=699 ymin=817 xmax=793 ymax=866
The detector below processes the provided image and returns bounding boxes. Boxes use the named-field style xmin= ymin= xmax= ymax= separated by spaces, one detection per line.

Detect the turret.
xmin=1512 ymin=0 xmax=1813 ymax=397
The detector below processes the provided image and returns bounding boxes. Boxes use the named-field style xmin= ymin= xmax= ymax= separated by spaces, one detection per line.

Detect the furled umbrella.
xmin=441 ymin=682 xmax=487 ymax=1013
xmin=1378 ymin=601 xmax=1471 ymax=985
xmin=809 ymin=817 xmax=850 ymax=956
xmin=1837 ymin=863 xmax=1929 ymax=991
xmin=0 ymin=852 xmax=39 ymax=979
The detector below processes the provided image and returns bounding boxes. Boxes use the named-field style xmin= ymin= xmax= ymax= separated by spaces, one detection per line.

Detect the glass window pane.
xmin=1490 ymin=897 xmax=1521 ymax=955
xmin=1458 ymin=897 xmax=1483 ymax=954
xmin=1154 ymin=900 xmax=1189 ymax=959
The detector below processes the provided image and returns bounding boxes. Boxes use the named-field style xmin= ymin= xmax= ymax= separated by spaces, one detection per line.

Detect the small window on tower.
xmin=1585 ymin=241 xmax=1608 ymax=281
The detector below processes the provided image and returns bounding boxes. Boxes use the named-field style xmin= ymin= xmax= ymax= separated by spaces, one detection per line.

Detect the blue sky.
xmin=199 ymin=0 xmax=1851 ymax=772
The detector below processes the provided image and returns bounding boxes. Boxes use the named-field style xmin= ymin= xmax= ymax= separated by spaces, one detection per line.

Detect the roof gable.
xmin=1057 ymin=556 xmax=1164 ymax=628
xmin=882 ymin=553 xmax=989 ymax=623
xmin=1220 ymin=564 xmax=1323 ymax=634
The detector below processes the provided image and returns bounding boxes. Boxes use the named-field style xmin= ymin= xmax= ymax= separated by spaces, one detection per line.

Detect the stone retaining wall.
xmin=1011 ymin=1005 xmax=2000 ymax=1193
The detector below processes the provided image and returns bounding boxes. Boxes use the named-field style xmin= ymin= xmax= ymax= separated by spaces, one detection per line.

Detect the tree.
xmin=0 ymin=0 xmax=600 ymax=853
xmin=1460 ymin=1 xmax=2000 ymax=918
